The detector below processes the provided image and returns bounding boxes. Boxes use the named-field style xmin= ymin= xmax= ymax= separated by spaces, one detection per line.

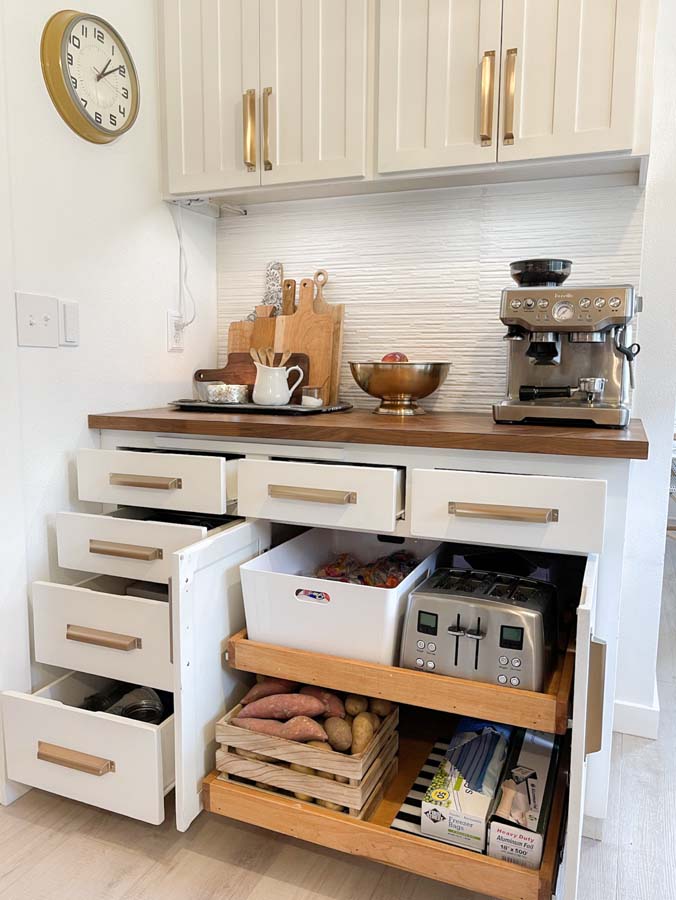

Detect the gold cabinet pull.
xmin=109 ymin=473 xmax=182 ymax=490
xmin=89 ymin=539 xmax=163 ymax=561
xmin=503 ymin=48 xmax=517 ymax=145
xmin=243 ymin=88 xmax=256 ymax=171
xmin=480 ymin=51 xmax=496 ymax=146
xmin=37 ymin=741 xmax=116 ymax=776
xmin=585 ymin=637 xmax=607 ymax=756
xmin=263 ymin=86 xmax=272 ymax=171
xmin=447 ymin=501 xmax=559 ymax=523
xmin=66 ymin=624 xmax=142 ymax=652
xmin=268 ymin=485 xmax=358 ymax=505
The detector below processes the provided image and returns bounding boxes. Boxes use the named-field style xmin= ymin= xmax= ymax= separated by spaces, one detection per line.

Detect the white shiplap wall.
xmin=217 ymin=182 xmax=644 ymax=411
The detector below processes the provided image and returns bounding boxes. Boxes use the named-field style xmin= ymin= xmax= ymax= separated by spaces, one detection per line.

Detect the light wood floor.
xmin=2 ymin=547 xmax=675 ymax=900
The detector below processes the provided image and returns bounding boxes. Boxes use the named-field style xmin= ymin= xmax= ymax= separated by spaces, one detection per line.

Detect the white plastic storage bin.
xmin=241 ymin=530 xmax=440 ymax=664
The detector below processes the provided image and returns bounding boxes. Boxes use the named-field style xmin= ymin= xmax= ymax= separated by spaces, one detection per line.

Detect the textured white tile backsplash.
xmin=217 ymin=183 xmax=644 ymax=412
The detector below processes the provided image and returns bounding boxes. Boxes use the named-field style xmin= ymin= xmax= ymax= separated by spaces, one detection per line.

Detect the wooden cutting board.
xmin=313 ymin=270 xmax=344 ymax=405
xmin=194 ymin=353 xmax=310 ymax=403
xmin=227 ymin=319 xmax=254 ymax=353
xmin=273 ymin=278 xmax=334 ymax=404
xmin=250 ymin=305 xmax=276 ymax=349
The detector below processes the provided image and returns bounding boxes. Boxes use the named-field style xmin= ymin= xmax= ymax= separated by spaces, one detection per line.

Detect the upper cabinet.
xmin=377 ymin=0 xmax=502 ymax=172
xmin=498 ymin=0 xmax=641 ymax=162
xmin=159 ymin=0 xmax=651 ymax=198
xmin=161 ymin=0 xmax=368 ymax=195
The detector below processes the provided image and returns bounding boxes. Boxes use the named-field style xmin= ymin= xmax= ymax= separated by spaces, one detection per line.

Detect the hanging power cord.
xmin=168 ymin=202 xmax=197 ymax=330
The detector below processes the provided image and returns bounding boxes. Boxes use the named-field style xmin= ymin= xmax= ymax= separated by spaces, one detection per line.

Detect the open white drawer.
xmin=2 ymin=672 xmax=174 ymax=825
xmin=56 ymin=509 xmax=243 ymax=583
xmin=33 ymin=576 xmax=172 ymax=691
xmin=410 ymin=469 xmax=606 ymax=553
xmin=237 ymin=459 xmax=405 ymax=533
xmin=76 ymin=448 xmax=238 ymax=514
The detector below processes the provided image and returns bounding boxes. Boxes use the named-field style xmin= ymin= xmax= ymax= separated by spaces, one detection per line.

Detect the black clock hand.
xmin=96 ymin=58 xmax=112 ymax=81
xmin=99 ymin=65 xmax=123 ymax=80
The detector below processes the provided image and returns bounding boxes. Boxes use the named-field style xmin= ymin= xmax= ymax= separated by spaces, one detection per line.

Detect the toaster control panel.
xmin=400 ymin=569 xmax=556 ymax=692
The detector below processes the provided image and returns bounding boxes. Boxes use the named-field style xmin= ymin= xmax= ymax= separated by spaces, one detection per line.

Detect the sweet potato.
xmin=232 ymin=716 xmax=328 ymax=742
xmin=351 ymin=712 xmax=375 ymax=755
xmin=369 ymin=698 xmax=394 ymax=718
xmin=324 ymin=717 xmax=353 ymax=752
xmin=237 ymin=693 xmax=325 ymax=720
xmin=241 ymin=678 xmax=300 ymax=705
xmin=299 ymin=686 xmax=345 ymax=718
xmin=344 ymin=694 xmax=368 ymax=716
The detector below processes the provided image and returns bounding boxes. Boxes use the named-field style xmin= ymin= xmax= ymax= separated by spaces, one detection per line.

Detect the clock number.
xmin=94 ymin=27 xmax=104 ymax=43
xmin=121 ymin=86 xmax=129 ymax=100
xmin=81 ymin=98 xmax=87 ymax=109
xmin=95 ymin=111 xmax=102 ymax=125
xmin=70 ymin=76 xmax=77 ymax=90
xmin=119 ymin=105 xmax=126 ymax=118
xmin=67 ymin=52 xmax=73 ymax=65
xmin=109 ymin=114 xmax=117 ymax=126
xmin=81 ymin=24 xmax=88 ymax=37
xmin=71 ymin=34 xmax=80 ymax=48
xmin=119 ymin=65 xmax=126 ymax=78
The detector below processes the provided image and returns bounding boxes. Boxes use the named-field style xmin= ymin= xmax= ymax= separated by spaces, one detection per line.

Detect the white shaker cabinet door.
xmin=259 ymin=0 xmax=368 ymax=185
xmin=161 ymin=0 xmax=260 ymax=194
xmin=377 ymin=0 xmax=502 ymax=173
xmin=498 ymin=0 xmax=641 ymax=162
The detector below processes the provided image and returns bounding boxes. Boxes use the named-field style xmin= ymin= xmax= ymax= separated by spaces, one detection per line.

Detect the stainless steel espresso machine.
xmin=492 ymin=258 xmax=641 ymax=427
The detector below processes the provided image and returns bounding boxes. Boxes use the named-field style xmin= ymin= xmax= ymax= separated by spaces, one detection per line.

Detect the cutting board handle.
xmin=298 ymin=278 xmax=315 ymax=311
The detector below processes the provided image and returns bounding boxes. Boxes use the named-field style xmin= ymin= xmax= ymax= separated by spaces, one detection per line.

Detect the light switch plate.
xmin=16 ymin=293 xmax=59 ymax=347
xmin=58 ymin=300 xmax=79 ymax=346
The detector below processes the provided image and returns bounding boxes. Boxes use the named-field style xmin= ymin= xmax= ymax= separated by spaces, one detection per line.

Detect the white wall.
xmin=614 ymin=0 xmax=676 ymax=738
xmin=1 ymin=0 xmax=217 ymax=687
xmin=0 ymin=2 xmax=30 ymax=805
xmin=216 ymin=180 xmax=644 ymax=411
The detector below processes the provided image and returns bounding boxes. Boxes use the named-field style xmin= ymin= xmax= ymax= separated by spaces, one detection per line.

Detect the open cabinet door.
xmin=172 ymin=519 xmax=271 ymax=832
xmin=560 ymin=554 xmax=600 ymax=900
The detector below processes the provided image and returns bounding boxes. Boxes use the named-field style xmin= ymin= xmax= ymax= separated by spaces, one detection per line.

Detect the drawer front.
xmin=410 ymin=469 xmax=606 ymax=553
xmin=237 ymin=459 xmax=404 ymax=532
xmin=2 ymin=673 xmax=173 ymax=825
xmin=57 ymin=511 xmax=205 ymax=583
xmin=77 ymin=448 xmax=236 ymax=514
xmin=33 ymin=580 xmax=173 ymax=691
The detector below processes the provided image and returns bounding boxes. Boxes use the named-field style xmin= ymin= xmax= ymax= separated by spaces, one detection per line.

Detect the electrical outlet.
xmin=167 ymin=311 xmax=185 ymax=352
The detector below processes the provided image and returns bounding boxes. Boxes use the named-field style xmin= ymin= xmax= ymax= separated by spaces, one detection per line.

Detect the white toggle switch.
xmin=59 ymin=300 xmax=79 ymax=346
xmin=16 ymin=293 xmax=59 ymax=347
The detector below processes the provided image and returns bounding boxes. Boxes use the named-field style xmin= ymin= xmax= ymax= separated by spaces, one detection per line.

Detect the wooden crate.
xmin=215 ymin=705 xmax=399 ymax=816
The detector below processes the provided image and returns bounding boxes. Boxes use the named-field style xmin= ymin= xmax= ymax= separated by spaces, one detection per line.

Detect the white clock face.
xmin=62 ymin=16 xmax=138 ymax=135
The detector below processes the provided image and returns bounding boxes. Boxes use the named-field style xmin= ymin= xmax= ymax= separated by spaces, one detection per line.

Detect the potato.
xmin=335 ymin=774 xmax=349 ymax=784
xmin=290 ymin=762 xmax=315 ymax=802
xmin=234 ymin=747 xmax=270 ymax=763
xmin=306 ymin=740 xmax=331 ymax=752
xmin=317 ymin=799 xmax=346 ymax=812
xmin=369 ymin=698 xmax=394 ymax=718
xmin=316 ymin=770 xmax=334 ymax=781
xmin=324 ymin=717 xmax=353 ymax=752
xmin=232 ymin=716 xmax=328 ymax=742
xmin=361 ymin=712 xmax=381 ymax=732
xmin=344 ymin=714 xmax=354 ymax=728
xmin=241 ymin=678 xmax=300 ymax=705
xmin=300 ymin=686 xmax=346 ymax=718
xmin=237 ymin=693 xmax=325 ymax=720
xmin=351 ymin=712 xmax=375 ymax=755
xmin=344 ymin=695 xmax=368 ymax=716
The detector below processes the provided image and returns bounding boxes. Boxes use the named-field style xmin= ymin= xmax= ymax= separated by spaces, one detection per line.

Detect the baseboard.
xmin=613 ymin=680 xmax=660 ymax=739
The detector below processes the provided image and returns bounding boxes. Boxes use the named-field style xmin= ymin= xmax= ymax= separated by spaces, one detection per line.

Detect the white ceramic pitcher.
xmin=252 ymin=362 xmax=304 ymax=406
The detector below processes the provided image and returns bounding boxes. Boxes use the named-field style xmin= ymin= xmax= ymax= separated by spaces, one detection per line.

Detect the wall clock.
xmin=41 ymin=10 xmax=140 ymax=144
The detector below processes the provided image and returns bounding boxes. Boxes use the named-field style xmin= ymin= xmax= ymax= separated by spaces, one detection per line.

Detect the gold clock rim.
xmin=40 ymin=9 xmax=140 ymax=145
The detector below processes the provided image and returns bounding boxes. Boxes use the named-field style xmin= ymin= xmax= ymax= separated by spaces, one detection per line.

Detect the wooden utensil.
xmin=251 ymin=305 xmax=277 ymax=349
xmin=273 ymin=278 xmax=334 ymax=404
xmin=313 ymin=269 xmax=345 ymax=405
xmin=282 ymin=279 xmax=296 ymax=316
xmin=194 ymin=353 xmax=310 ymax=403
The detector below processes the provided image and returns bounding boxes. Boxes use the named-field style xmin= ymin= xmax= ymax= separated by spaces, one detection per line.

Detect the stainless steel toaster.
xmin=400 ymin=569 xmax=557 ymax=691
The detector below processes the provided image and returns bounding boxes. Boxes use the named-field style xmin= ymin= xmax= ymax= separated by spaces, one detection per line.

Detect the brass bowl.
xmin=349 ymin=362 xmax=450 ymax=416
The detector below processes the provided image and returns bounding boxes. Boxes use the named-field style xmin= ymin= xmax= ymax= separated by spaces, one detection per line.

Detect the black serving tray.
xmin=171 ymin=400 xmax=353 ymax=416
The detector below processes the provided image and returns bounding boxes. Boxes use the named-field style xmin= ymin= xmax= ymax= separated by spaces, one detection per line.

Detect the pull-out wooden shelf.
xmin=226 ymin=629 xmax=574 ymax=734
xmin=204 ymin=728 xmax=567 ymax=900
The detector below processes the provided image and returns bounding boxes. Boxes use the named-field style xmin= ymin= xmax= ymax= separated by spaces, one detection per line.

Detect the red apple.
xmin=381 ymin=352 xmax=409 ymax=363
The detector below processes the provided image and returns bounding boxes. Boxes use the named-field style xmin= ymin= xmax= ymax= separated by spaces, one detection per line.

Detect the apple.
xmin=381 ymin=352 xmax=409 ymax=363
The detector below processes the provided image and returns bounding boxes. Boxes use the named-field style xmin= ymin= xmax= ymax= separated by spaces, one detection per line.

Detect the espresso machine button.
xmin=537 ymin=298 xmax=549 ymax=309
xmin=510 ymin=299 xmax=522 ymax=309
xmin=609 ymin=296 xmax=622 ymax=309
xmin=523 ymin=298 xmax=536 ymax=310
xmin=594 ymin=296 xmax=606 ymax=309
xmin=579 ymin=297 xmax=592 ymax=309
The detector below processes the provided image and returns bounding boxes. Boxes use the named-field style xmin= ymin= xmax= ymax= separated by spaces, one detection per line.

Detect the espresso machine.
xmin=492 ymin=259 xmax=641 ymax=427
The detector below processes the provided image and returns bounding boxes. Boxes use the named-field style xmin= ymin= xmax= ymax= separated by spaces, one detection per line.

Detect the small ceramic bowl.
xmin=206 ymin=383 xmax=250 ymax=404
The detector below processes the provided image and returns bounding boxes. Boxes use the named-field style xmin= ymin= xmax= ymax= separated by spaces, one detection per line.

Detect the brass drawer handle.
xmin=109 ymin=473 xmax=182 ymax=490
xmin=479 ymin=50 xmax=496 ymax=146
xmin=263 ymin=86 xmax=272 ymax=171
xmin=268 ymin=485 xmax=358 ymax=505
xmin=66 ymin=624 xmax=142 ymax=651
xmin=585 ymin=637 xmax=607 ymax=756
xmin=37 ymin=741 xmax=116 ymax=776
xmin=447 ymin=501 xmax=559 ymax=523
xmin=503 ymin=47 xmax=517 ymax=145
xmin=89 ymin=539 xmax=163 ymax=561
xmin=243 ymin=88 xmax=256 ymax=171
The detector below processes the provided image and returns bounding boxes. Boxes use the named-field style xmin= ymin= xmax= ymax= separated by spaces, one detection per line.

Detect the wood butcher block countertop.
xmin=88 ymin=407 xmax=649 ymax=460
